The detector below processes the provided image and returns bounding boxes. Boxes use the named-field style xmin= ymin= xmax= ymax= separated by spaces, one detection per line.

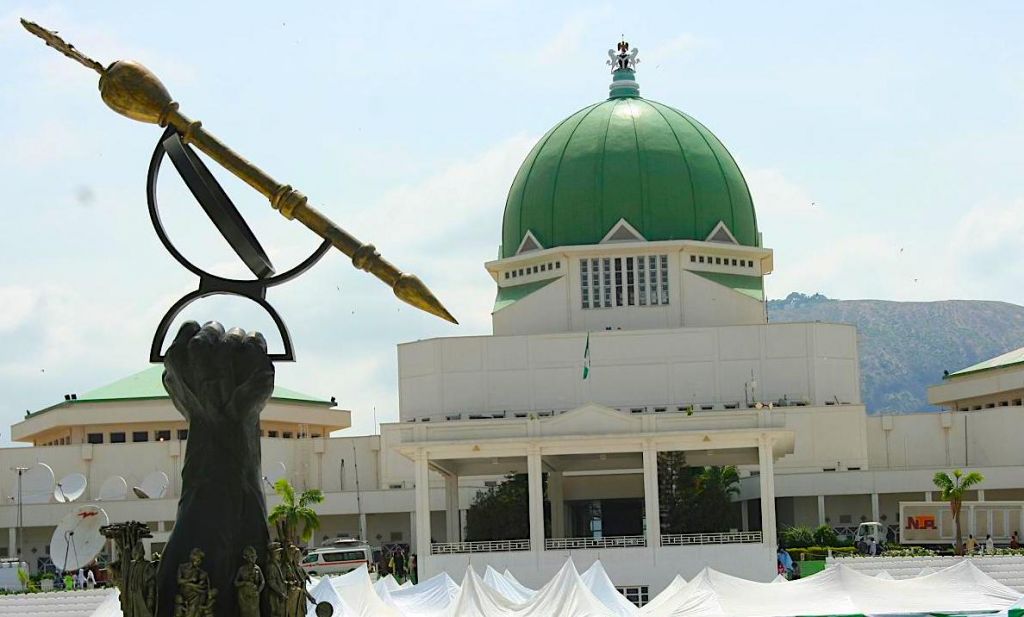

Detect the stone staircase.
xmin=827 ymin=555 xmax=1024 ymax=592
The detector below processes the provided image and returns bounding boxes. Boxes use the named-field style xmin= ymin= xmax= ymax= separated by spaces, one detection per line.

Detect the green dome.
xmin=501 ymin=89 xmax=758 ymax=258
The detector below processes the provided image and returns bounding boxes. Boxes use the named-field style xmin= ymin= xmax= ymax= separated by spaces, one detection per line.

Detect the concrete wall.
xmin=398 ymin=322 xmax=860 ymax=421
xmin=866 ymin=406 xmax=1024 ymax=470
xmin=489 ymin=241 xmax=772 ymax=337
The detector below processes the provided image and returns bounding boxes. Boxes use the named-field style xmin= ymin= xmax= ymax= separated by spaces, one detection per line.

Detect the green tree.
xmin=933 ymin=469 xmax=984 ymax=555
xmin=658 ymin=453 xmax=741 ymax=534
xmin=465 ymin=474 xmax=546 ymax=541
xmin=268 ymin=478 xmax=324 ymax=545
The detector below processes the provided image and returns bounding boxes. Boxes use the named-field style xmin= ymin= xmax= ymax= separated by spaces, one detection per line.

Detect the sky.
xmin=1 ymin=2 xmax=1023 ymax=442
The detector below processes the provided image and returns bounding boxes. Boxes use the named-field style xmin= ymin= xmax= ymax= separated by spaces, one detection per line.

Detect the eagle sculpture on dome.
xmin=608 ymin=39 xmax=639 ymax=72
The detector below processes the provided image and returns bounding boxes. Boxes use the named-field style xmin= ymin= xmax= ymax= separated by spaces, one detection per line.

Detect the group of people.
xmin=776 ymin=548 xmax=801 ymax=580
xmin=962 ymin=532 xmax=1018 ymax=555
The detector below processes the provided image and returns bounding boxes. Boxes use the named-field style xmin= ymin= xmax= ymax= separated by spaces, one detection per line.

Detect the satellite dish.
xmin=262 ymin=462 xmax=287 ymax=491
xmin=97 ymin=476 xmax=129 ymax=501
xmin=54 ymin=473 xmax=88 ymax=503
xmin=20 ymin=463 xmax=55 ymax=504
xmin=132 ymin=471 xmax=169 ymax=499
xmin=50 ymin=505 xmax=109 ymax=571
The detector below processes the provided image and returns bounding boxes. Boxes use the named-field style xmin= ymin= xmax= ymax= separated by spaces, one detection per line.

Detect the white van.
xmin=300 ymin=539 xmax=375 ymax=578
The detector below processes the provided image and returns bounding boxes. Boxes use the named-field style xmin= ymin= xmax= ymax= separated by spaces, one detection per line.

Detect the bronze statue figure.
xmin=264 ymin=543 xmax=288 ymax=617
xmin=283 ymin=543 xmax=311 ymax=617
xmin=101 ymin=522 xmax=153 ymax=617
xmin=175 ymin=548 xmax=217 ymax=617
xmin=234 ymin=546 xmax=265 ymax=617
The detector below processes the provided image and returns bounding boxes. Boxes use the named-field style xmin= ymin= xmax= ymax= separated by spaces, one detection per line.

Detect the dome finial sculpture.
xmin=606 ymin=39 xmax=640 ymax=98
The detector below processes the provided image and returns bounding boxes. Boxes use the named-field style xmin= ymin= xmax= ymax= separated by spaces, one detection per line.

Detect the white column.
xmin=758 ymin=435 xmax=778 ymax=554
xmin=741 ymin=501 xmax=750 ymax=531
xmin=817 ymin=495 xmax=826 ymax=526
xmin=359 ymin=513 xmax=368 ymax=542
xmin=527 ymin=446 xmax=544 ymax=551
xmin=549 ymin=471 xmax=565 ymax=539
xmin=409 ymin=511 xmax=417 ymax=549
xmin=871 ymin=493 xmax=880 ymax=522
xmin=7 ymin=529 xmax=14 ymax=558
xmin=414 ymin=450 xmax=431 ymax=562
xmin=642 ymin=441 xmax=661 ymax=548
xmin=924 ymin=491 xmax=933 ymax=502
xmin=978 ymin=489 xmax=986 ymax=502
xmin=445 ymin=473 xmax=460 ymax=542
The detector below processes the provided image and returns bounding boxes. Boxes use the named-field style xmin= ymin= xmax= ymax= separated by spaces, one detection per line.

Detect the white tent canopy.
xmin=297 ymin=558 xmax=1020 ymax=617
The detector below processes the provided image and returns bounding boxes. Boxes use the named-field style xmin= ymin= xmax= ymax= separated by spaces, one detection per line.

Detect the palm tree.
xmin=268 ymin=478 xmax=325 ymax=545
xmin=933 ymin=469 xmax=984 ymax=556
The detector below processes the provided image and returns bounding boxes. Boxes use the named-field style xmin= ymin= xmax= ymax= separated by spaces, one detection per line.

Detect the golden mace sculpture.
xmin=20 ymin=18 xmax=457 ymax=325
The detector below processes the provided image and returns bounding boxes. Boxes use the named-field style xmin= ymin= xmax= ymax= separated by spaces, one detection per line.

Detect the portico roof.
xmin=388 ymin=403 xmax=794 ymax=476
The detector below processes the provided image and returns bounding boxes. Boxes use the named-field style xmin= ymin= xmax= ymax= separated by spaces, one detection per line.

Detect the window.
xmin=555 ymin=261 xmax=561 ymax=269
xmin=110 ymin=432 xmax=126 ymax=444
xmin=132 ymin=431 xmax=149 ymax=443
xmin=540 ymin=264 xmax=546 ymax=272
xmin=580 ymin=260 xmax=590 ymax=308
xmin=268 ymin=430 xmax=278 ymax=438
xmin=731 ymin=259 xmax=737 ymax=266
xmin=504 ymin=272 xmax=509 ymax=279
xmin=302 ymin=554 xmax=319 ymax=564
xmin=690 ymin=255 xmax=696 ymax=262
xmin=580 ymin=255 xmax=669 ymax=309
xmin=155 ymin=430 xmax=171 ymax=441
xmin=715 ymin=257 xmax=721 ymax=265
xmin=177 ymin=429 xmax=189 ymax=440
xmin=323 ymin=550 xmax=366 ymax=563
xmin=698 ymin=256 xmax=705 ymax=263
xmin=616 ymin=586 xmax=650 ymax=607
xmin=283 ymin=432 xmax=293 ymax=439
xmin=511 ymin=270 xmax=517 ymax=278
xmin=87 ymin=433 xmax=103 ymax=444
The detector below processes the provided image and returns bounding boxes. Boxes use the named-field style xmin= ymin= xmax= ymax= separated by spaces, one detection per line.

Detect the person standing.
xmin=966 ymin=534 xmax=977 ymax=554
xmin=868 ymin=537 xmax=878 ymax=556
xmin=86 ymin=569 xmax=96 ymax=589
xmin=1011 ymin=531 xmax=1020 ymax=549
xmin=985 ymin=534 xmax=995 ymax=555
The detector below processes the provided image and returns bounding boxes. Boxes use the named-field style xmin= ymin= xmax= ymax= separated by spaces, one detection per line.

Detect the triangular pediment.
xmin=706 ymin=221 xmax=739 ymax=244
xmin=600 ymin=219 xmax=646 ymax=244
xmin=542 ymin=403 xmax=641 ymax=436
xmin=515 ymin=230 xmax=544 ymax=255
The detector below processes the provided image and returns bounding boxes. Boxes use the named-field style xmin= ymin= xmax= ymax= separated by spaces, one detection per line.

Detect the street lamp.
xmin=14 ymin=466 xmax=28 ymax=563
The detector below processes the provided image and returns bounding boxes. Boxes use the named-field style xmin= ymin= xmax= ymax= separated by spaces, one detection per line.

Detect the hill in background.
xmin=767 ymin=293 xmax=1024 ymax=414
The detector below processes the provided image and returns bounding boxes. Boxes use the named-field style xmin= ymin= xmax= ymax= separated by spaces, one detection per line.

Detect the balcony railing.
xmin=660 ymin=531 xmax=763 ymax=546
xmin=545 ymin=536 xmax=647 ymax=550
xmin=430 ymin=539 xmax=531 ymax=554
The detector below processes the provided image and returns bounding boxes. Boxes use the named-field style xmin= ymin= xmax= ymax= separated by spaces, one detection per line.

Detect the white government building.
xmin=4 ymin=52 xmax=1024 ymax=597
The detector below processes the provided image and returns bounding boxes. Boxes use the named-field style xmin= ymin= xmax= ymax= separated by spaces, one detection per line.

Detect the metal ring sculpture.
xmin=146 ymin=126 xmax=331 ymax=362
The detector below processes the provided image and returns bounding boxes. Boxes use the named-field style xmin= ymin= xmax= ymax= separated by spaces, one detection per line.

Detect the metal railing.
xmin=660 ymin=531 xmax=763 ymax=546
xmin=430 ymin=539 xmax=531 ymax=554
xmin=545 ymin=536 xmax=647 ymax=550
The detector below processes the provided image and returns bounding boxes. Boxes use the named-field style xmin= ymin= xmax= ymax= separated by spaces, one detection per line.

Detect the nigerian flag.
xmin=582 ymin=332 xmax=591 ymax=379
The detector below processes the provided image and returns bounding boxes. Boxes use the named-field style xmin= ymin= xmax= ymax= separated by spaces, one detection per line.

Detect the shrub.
xmin=788 ymin=545 xmax=857 ymax=560
xmin=812 ymin=524 xmax=840 ymax=547
xmin=780 ymin=526 xmax=815 ymax=549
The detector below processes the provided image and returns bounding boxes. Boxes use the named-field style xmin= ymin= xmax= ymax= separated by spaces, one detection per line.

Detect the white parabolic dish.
xmin=133 ymin=471 xmax=169 ymax=499
xmin=54 ymin=472 xmax=88 ymax=503
xmin=50 ymin=505 xmax=109 ymax=571
xmin=262 ymin=462 xmax=287 ymax=491
xmin=97 ymin=476 xmax=128 ymax=501
xmin=20 ymin=463 xmax=55 ymax=504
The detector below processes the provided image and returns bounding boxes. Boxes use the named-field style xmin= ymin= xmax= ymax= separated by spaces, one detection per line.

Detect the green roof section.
xmin=691 ymin=271 xmax=765 ymax=301
xmin=946 ymin=345 xmax=1024 ymax=379
xmin=31 ymin=366 xmax=334 ymax=416
xmin=493 ymin=277 xmax=560 ymax=313
xmin=501 ymin=94 xmax=758 ymax=259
